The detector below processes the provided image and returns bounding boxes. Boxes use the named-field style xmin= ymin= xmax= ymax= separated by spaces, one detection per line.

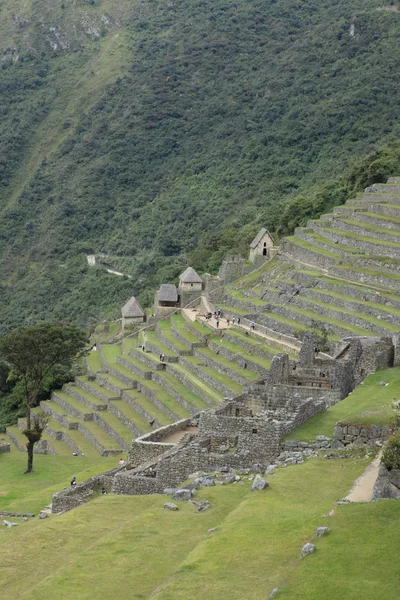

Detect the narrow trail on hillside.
xmin=86 ymin=255 xmax=132 ymax=279
xmin=345 ymin=452 xmax=382 ymax=502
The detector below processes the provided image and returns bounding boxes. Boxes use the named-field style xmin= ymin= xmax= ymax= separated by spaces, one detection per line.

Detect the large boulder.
xmin=371 ymin=466 xmax=400 ymax=501
xmin=172 ymin=489 xmax=193 ymax=501
xmin=316 ymin=526 xmax=330 ymax=538
xmin=164 ymin=502 xmax=179 ymax=511
xmin=250 ymin=475 xmax=269 ymax=491
xmin=300 ymin=543 xmax=316 ymax=558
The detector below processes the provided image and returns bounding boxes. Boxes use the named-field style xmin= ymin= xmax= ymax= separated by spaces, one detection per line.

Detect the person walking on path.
xmin=71 ymin=476 xmax=77 ymax=487
xmin=216 ymin=319 xmax=220 ymax=328
xmin=237 ymin=317 xmax=241 ymax=325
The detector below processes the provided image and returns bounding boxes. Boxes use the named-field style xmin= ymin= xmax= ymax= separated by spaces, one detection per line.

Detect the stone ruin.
xmin=52 ymin=332 xmax=397 ymax=512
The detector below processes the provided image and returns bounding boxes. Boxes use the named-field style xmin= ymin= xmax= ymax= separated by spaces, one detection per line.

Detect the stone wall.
xmin=332 ymin=422 xmax=389 ymax=448
xmin=0 ymin=441 xmax=11 ymax=453
xmin=178 ymin=355 xmax=235 ymax=397
xmin=128 ymin=418 xmax=194 ymax=466
xmin=164 ymin=364 xmax=214 ymax=406
xmin=52 ymin=468 xmax=119 ymax=513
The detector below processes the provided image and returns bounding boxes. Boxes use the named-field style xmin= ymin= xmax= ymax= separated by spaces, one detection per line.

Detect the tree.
xmin=0 ymin=323 xmax=88 ymax=473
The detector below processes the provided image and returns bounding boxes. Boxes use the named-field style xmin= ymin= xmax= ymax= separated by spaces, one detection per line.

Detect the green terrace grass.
xmin=335 ymin=264 xmax=400 ymax=282
xmin=145 ymin=329 xmax=180 ymax=357
xmin=340 ymin=217 xmax=400 ymax=238
xmin=0 ymin=451 xmax=116 ymax=514
xmin=196 ymin=347 xmax=260 ymax=381
xmin=96 ymin=411 xmax=137 ymax=445
xmin=210 ymin=335 xmax=271 ymax=369
xmin=41 ymin=435 xmax=73 ymax=456
xmin=285 ymin=236 xmax=341 ymax=258
xmin=187 ymin=319 xmax=213 ymax=337
xmin=101 ymin=343 xmax=123 ymax=364
xmin=127 ymin=374 xmax=190 ymax=420
xmin=226 ymin=288 xmax=267 ymax=307
xmin=319 ymin=225 xmax=400 ymax=249
xmin=86 ymin=350 xmax=102 ymax=372
xmin=184 ymin=356 xmax=243 ymax=394
xmin=122 ymin=335 xmax=139 ymax=353
xmin=225 ymin=328 xmax=298 ymax=359
xmin=284 ymin=368 xmax=399 ymax=442
xmin=81 ymin=421 xmax=123 ymax=451
xmin=123 ymin=390 xmax=173 ymax=427
xmin=55 ymin=390 xmax=94 ymax=416
xmin=111 ymin=400 xmax=152 ymax=434
xmin=283 ymin=501 xmax=400 ymax=600
xmin=218 ymin=304 xmax=249 ymax=316
xmin=359 ymin=210 xmax=400 ymax=225
xmin=304 ymin=231 xmax=363 ymax=254
xmin=100 ymin=373 xmax=132 ymax=391
xmin=77 ymin=376 xmax=118 ymax=399
xmin=155 ymin=323 xmax=189 ymax=352
xmin=299 ymin=295 xmax=400 ymax=333
xmin=156 ymin=372 xmax=210 ymax=411
xmin=171 ymin=314 xmax=201 ymax=342
xmin=118 ymin=353 xmax=153 ymax=375
xmin=0 ymin=457 xmax=370 ymax=600
xmin=169 ymin=364 xmax=223 ymax=404
xmin=261 ymin=310 xmax=309 ymax=331
xmin=66 ymin=385 xmax=107 ymax=408
xmin=274 ymin=303 xmax=373 ymax=337
xmin=231 ymin=256 xmax=280 ymax=290
xmin=311 ymin=286 xmax=400 ymax=319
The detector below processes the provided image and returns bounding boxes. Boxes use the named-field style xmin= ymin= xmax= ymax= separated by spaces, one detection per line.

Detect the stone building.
xmin=154 ymin=283 xmax=179 ymax=317
xmin=179 ymin=267 xmax=203 ymax=293
xmin=249 ymin=228 xmax=276 ymax=263
xmin=121 ymin=296 xmax=146 ymax=328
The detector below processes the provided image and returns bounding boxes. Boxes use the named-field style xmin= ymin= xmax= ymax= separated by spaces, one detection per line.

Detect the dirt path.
xmin=345 ymin=452 xmax=382 ymax=502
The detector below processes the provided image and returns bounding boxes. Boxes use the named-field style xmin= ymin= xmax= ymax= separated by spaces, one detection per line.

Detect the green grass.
xmin=169 ymin=364 xmax=223 ymax=404
xmin=226 ymin=288 xmax=267 ymax=306
xmin=96 ymin=411 xmax=137 ymax=445
xmin=283 ymin=501 xmax=400 ymax=600
xmin=156 ymin=371 xmax=210 ymax=411
xmin=196 ymin=347 xmax=260 ymax=381
xmin=359 ymin=210 xmax=400 ymax=225
xmin=305 ymin=231 xmax=363 ymax=254
xmin=145 ymin=329 xmax=180 ymax=357
xmin=81 ymin=421 xmax=123 ymax=451
xmin=0 ymin=451 xmax=116 ymax=514
xmin=54 ymin=390 xmax=94 ymax=416
xmin=311 ymin=286 xmax=400 ymax=318
xmin=86 ymin=351 xmax=102 ymax=372
xmin=340 ymin=217 xmax=400 ymax=238
xmin=298 ymin=295 xmax=400 ymax=333
xmin=320 ymin=224 xmax=400 ymax=249
xmin=77 ymin=376 xmax=117 ymax=399
xmin=123 ymin=391 xmax=173 ymax=427
xmin=156 ymin=322 xmax=189 ymax=352
xmin=274 ymin=303 xmax=373 ymax=336
xmin=233 ymin=256 xmax=280 ymax=289
xmin=284 ymin=368 xmax=399 ymax=442
xmin=285 ymin=236 xmax=341 ymax=258
xmin=335 ymin=264 xmax=400 ymax=282
xmin=171 ymin=314 xmax=201 ymax=343
xmin=184 ymin=356 xmax=243 ymax=393
xmin=110 ymin=400 xmax=152 ymax=434
xmin=210 ymin=335 xmax=271 ymax=369
xmin=0 ymin=456 xmax=372 ymax=600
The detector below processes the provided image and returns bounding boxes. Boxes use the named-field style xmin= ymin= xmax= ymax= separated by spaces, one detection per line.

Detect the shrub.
xmin=381 ymin=433 xmax=400 ymax=471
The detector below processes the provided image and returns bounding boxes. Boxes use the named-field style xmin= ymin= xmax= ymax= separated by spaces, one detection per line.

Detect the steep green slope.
xmin=1 ymin=0 xmax=400 ymax=328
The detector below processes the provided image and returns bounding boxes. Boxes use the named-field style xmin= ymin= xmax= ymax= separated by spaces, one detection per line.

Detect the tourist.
xmin=237 ymin=317 xmax=241 ymax=325
xmin=101 ymin=488 xmax=107 ymax=495
xmin=232 ymin=317 xmax=236 ymax=325
xmin=142 ymin=344 xmax=145 ymax=352
xmin=227 ymin=317 xmax=230 ymax=326
xmin=71 ymin=476 xmax=77 ymax=486
xmin=119 ymin=458 xmax=125 ymax=466
xmin=159 ymin=353 xmax=163 ymax=361
xmin=216 ymin=319 xmax=220 ymax=328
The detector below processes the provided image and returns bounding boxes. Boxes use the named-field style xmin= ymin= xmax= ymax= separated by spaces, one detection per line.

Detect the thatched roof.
xmin=250 ymin=228 xmax=273 ymax=248
xmin=159 ymin=284 xmax=178 ymax=302
xmin=179 ymin=267 xmax=203 ymax=284
xmin=121 ymin=296 xmax=145 ymax=318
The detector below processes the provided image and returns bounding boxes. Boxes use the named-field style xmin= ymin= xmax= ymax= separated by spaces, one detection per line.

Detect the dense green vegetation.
xmin=0 ymin=0 xmax=400 ymax=329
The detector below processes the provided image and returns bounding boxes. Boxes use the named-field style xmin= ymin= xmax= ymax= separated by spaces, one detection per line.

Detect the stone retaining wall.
xmin=76 ymin=378 xmax=118 ymax=403
xmin=145 ymin=334 xmax=181 ymax=360
xmin=77 ymin=423 xmax=122 ymax=456
xmin=332 ymin=422 xmax=389 ymax=448
xmin=135 ymin=382 xmax=179 ymax=420
xmin=281 ymin=238 xmax=338 ymax=270
xmin=313 ymin=224 xmax=400 ymax=259
xmin=121 ymin=391 xmax=161 ymax=427
xmin=192 ymin=348 xmax=250 ymax=386
xmin=0 ymin=441 xmax=11 ymax=453
xmin=117 ymin=355 xmax=152 ymax=380
xmin=107 ymin=401 xmax=142 ymax=437
xmin=51 ymin=391 xmax=93 ymax=420
xmin=64 ymin=384 xmax=107 ymax=411
xmin=129 ymin=349 xmax=165 ymax=371
xmin=151 ymin=372 xmax=197 ymax=415
xmin=178 ymin=355 xmax=236 ymax=397
xmin=164 ymin=364 xmax=214 ymax=406
xmin=128 ymin=419 xmax=192 ymax=467
xmin=208 ymin=340 xmax=269 ymax=376
xmin=52 ymin=468 xmax=119 ymax=513
xmin=95 ymin=373 xmax=127 ymax=395
xmin=92 ymin=413 xmax=130 ymax=450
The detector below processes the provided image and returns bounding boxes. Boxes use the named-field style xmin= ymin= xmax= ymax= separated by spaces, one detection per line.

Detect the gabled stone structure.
xmin=249 ymin=228 xmax=277 ymax=263
xmin=121 ymin=296 xmax=146 ymax=328
xmin=154 ymin=283 xmax=179 ymax=317
xmin=179 ymin=267 xmax=203 ymax=292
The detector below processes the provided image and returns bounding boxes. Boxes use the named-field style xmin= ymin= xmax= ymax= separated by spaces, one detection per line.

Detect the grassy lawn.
xmin=0 ymin=456 xmax=372 ymax=600
xmin=284 ymin=368 xmax=399 ymax=442
xmin=283 ymin=501 xmax=400 ymax=600
xmin=0 ymin=451 xmax=116 ymax=515
xmin=86 ymin=350 xmax=102 ymax=372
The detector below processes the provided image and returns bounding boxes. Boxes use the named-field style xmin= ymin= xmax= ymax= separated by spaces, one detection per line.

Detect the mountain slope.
xmin=1 ymin=0 xmax=400 ymax=328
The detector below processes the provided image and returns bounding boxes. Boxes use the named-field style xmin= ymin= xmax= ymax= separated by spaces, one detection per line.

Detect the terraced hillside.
xmin=6 ymin=312 xmax=288 ymax=456
xmin=219 ymin=178 xmax=400 ymax=346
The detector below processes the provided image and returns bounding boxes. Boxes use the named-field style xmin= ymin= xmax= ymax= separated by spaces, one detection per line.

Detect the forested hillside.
xmin=1 ymin=0 xmax=400 ymax=329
